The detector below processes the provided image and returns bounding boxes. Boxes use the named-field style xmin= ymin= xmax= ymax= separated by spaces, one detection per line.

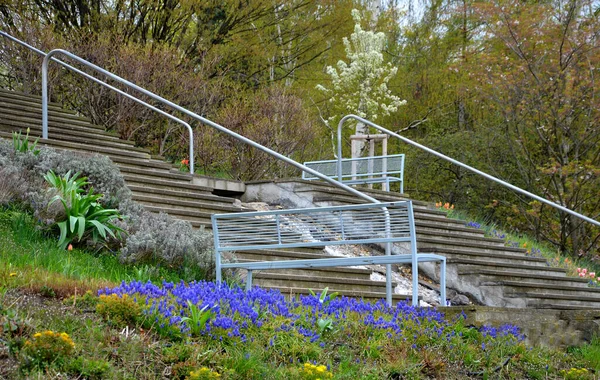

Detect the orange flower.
xmin=181 ymin=159 xmax=190 ymax=166
xmin=67 ymin=244 xmax=73 ymax=251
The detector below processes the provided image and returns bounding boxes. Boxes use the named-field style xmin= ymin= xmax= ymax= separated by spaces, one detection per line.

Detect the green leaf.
xmin=57 ymin=221 xmax=68 ymax=248
xmin=69 ymin=215 xmax=78 ymax=233
xmin=77 ymin=216 xmax=86 ymax=240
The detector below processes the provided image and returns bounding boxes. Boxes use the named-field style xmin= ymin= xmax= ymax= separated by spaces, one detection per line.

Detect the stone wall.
xmin=441 ymin=306 xmax=600 ymax=348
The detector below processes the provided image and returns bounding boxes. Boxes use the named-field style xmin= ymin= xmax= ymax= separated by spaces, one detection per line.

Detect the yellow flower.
xmin=9 ymin=272 xmax=17 ymax=277
xmin=33 ymin=333 xmax=41 ymax=338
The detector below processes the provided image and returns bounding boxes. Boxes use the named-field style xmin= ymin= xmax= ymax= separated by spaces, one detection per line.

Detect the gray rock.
xmin=450 ymin=294 xmax=470 ymax=306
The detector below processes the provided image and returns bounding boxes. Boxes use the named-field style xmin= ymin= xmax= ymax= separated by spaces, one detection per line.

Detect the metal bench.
xmin=302 ymin=154 xmax=405 ymax=193
xmin=212 ymin=201 xmax=446 ymax=306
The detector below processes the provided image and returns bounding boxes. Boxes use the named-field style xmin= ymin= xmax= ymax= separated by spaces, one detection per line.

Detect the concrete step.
xmin=0 ymin=131 xmax=151 ymax=160
xmin=424 ymin=247 xmax=548 ymax=267
xmin=456 ymin=259 xmax=567 ymax=276
xmin=133 ymin=194 xmax=243 ymax=214
xmin=0 ymin=89 xmax=82 ymax=116
xmin=110 ymin=156 xmax=173 ymax=171
xmin=0 ymin=113 xmax=133 ymax=146
xmin=419 ymin=236 xmax=528 ymax=255
xmin=118 ymin=166 xmax=193 ymax=183
xmin=0 ymin=120 xmax=141 ymax=152
xmin=416 ymin=229 xmax=505 ymax=247
xmin=465 ymin=270 xmax=590 ymax=289
xmin=128 ymin=185 xmax=234 ymax=205
xmin=257 ymin=285 xmax=418 ymax=305
xmin=254 ymin=272 xmax=390 ymax=294
xmin=487 ymin=281 xmax=600 ymax=298
xmin=121 ymin=175 xmax=213 ymax=193
xmin=283 ymin=179 xmax=416 ymax=202
xmin=506 ymin=292 xmax=600 ymax=309
xmin=414 ymin=221 xmax=485 ymax=237
xmin=142 ymin=205 xmax=214 ymax=222
xmin=0 ymin=102 xmax=102 ymax=129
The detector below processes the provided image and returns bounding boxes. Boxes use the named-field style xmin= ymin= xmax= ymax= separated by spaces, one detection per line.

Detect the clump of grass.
xmin=0 ymin=208 xmax=207 ymax=291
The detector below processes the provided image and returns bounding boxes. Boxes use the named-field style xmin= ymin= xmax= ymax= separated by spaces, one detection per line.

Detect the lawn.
xmin=1 ymin=208 xmax=599 ymax=379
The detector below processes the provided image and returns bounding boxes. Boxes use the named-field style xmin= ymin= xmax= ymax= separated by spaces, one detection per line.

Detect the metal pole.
xmin=338 ymin=114 xmax=600 ymax=228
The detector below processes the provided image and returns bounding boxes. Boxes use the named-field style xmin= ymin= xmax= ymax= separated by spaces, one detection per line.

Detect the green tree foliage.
xmin=393 ymin=0 xmax=600 ymax=258
xmin=317 ymin=8 xmax=406 ymax=155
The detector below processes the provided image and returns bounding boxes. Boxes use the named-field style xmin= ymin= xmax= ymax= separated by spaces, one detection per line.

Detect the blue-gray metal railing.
xmin=212 ymin=201 xmax=447 ymax=306
xmin=0 ymin=31 xmax=196 ymax=173
xmin=303 ymin=154 xmax=405 ymax=193
xmin=337 ymin=115 xmax=600 ymax=228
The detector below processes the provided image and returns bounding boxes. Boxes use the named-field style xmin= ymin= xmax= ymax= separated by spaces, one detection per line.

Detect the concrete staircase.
xmin=0 ymin=88 xmax=415 ymax=304
xmin=243 ymin=180 xmax=600 ymax=310
xmin=2 ymin=88 xmax=599 ymax=309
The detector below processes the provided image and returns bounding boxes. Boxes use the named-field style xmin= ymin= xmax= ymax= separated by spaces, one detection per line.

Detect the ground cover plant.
xmin=0 ymin=201 xmax=598 ymax=378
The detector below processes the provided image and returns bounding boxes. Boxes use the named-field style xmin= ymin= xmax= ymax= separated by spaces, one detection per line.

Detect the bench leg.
xmin=440 ymin=259 xmax=447 ymax=306
xmin=386 ymin=243 xmax=392 ymax=307
xmin=216 ymin=253 xmax=222 ymax=284
xmin=246 ymin=270 xmax=253 ymax=292
xmin=412 ymin=257 xmax=419 ymax=307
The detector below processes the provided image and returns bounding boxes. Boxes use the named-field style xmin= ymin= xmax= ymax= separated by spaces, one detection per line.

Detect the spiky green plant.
xmin=12 ymin=128 xmax=40 ymax=155
xmin=44 ymin=170 xmax=125 ymax=249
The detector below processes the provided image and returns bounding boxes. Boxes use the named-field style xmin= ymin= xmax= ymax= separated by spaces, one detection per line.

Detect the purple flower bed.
xmin=98 ymin=280 xmax=525 ymax=346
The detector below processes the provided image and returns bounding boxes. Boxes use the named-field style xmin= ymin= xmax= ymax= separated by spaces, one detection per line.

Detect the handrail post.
xmin=41 ymin=55 xmax=49 ymax=139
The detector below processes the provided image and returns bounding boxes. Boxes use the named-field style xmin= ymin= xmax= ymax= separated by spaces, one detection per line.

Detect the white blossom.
xmin=317 ymin=9 xmax=406 ymax=125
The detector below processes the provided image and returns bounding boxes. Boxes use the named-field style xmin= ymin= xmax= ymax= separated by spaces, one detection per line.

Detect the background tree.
xmin=316 ymin=8 xmax=406 ymax=157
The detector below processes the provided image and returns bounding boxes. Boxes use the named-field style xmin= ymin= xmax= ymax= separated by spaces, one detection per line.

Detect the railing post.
xmin=41 ymin=55 xmax=50 ymax=140
xmin=212 ymin=216 xmax=222 ymax=283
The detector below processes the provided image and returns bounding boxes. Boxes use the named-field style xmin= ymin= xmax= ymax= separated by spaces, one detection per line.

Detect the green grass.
xmin=1 ymin=207 xmax=600 ymax=379
xmin=0 ymin=207 xmax=206 ymax=289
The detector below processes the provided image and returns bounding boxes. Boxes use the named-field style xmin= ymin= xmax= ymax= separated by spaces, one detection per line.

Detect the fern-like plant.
xmin=12 ymin=128 xmax=40 ymax=156
xmin=44 ymin=170 xmax=125 ymax=249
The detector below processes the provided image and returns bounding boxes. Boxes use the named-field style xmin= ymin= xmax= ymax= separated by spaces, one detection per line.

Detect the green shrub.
xmin=44 ymin=170 xmax=125 ymax=249
xmin=67 ymin=356 xmax=111 ymax=379
xmin=21 ymin=330 xmax=75 ymax=368
xmin=96 ymin=293 xmax=141 ymax=326
xmin=119 ymin=210 xmax=214 ymax=278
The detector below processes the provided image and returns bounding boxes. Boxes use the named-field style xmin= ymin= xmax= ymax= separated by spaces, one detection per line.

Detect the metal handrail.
xmin=0 ymin=31 xmax=196 ymax=173
xmin=337 ymin=114 xmax=600 ymax=228
xmin=303 ymin=153 xmax=405 ymax=193
xmin=1 ymin=32 xmax=400 ymax=304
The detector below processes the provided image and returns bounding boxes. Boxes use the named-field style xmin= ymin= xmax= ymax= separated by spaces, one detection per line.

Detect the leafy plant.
xmin=12 ymin=128 xmax=40 ymax=156
xmin=44 ymin=170 xmax=125 ymax=249
xmin=316 ymin=318 xmax=334 ymax=335
xmin=309 ymin=287 xmax=339 ymax=306
xmin=181 ymin=301 xmax=215 ymax=337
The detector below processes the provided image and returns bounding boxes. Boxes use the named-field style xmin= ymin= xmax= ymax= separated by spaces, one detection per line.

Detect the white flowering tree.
xmin=317 ymin=9 xmax=406 ymax=155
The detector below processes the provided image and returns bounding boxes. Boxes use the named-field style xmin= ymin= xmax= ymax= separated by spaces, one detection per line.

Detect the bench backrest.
xmin=212 ymin=201 xmax=417 ymax=254
xmin=302 ymin=154 xmax=404 ymax=182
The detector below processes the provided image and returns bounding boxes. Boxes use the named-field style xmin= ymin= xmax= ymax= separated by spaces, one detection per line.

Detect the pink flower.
xmin=577 ymin=267 xmax=582 ymax=272
xmin=590 ymin=272 xmax=595 ymax=278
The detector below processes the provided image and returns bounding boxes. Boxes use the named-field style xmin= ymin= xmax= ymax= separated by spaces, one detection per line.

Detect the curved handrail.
xmin=42 ymin=52 xmax=399 ymax=305
xmin=0 ymin=32 xmax=400 ymax=305
xmin=0 ymin=31 xmax=195 ymax=173
xmin=337 ymin=114 xmax=600 ymax=228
